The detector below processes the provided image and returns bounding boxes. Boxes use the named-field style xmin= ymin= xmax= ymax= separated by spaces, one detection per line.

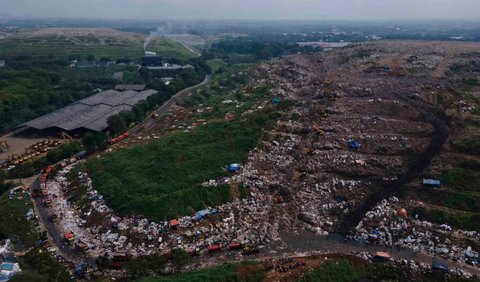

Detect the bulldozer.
xmin=0 ymin=141 xmax=9 ymax=153
xmin=242 ymin=244 xmax=259 ymax=255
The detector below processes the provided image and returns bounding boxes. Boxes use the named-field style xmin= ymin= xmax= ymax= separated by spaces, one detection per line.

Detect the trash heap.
xmin=355 ymin=197 xmax=480 ymax=267
xmin=45 ymin=162 xmax=278 ymax=259
xmin=0 ymin=240 xmax=21 ymax=282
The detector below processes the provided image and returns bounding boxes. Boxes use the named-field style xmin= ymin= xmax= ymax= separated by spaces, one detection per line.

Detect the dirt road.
xmin=31 ymin=178 xmax=95 ymax=266
xmin=131 ymin=75 xmax=210 ymax=133
xmin=338 ymin=84 xmax=449 ymax=235
xmin=187 ymin=231 xmax=480 ymax=277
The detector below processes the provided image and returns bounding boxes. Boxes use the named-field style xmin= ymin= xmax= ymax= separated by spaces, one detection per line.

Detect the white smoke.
xmin=143 ymin=26 xmax=169 ymax=51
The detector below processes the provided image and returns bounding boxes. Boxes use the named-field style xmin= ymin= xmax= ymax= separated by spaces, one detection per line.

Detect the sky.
xmin=0 ymin=0 xmax=479 ymax=21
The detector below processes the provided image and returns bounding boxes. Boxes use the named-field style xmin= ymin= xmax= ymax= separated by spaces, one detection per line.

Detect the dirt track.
xmin=338 ymin=91 xmax=449 ymax=235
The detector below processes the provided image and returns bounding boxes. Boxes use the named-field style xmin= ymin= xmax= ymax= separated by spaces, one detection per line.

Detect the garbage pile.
xmin=355 ymin=197 xmax=480 ymax=267
xmin=45 ymin=162 xmax=278 ymax=259
xmin=0 ymin=240 xmax=21 ymax=282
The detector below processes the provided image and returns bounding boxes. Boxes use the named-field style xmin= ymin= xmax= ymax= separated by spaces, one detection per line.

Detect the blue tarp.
xmin=0 ymin=273 xmax=13 ymax=282
xmin=1 ymin=263 xmax=13 ymax=271
xmin=432 ymin=261 xmax=449 ymax=272
xmin=348 ymin=141 xmax=361 ymax=149
xmin=75 ymin=263 xmax=87 ymax=276
xmin=272 ymin=97 xmax=281 ymax=104
xmin=227 ymin=163 xmax=241 ymax=172
xmin=75 ymin=151 xmax=87 ymax=159
xmin=192 ymin=208 xmax=219 ymax=221
xmin=423 ymin=179 xmax=441 ymax=186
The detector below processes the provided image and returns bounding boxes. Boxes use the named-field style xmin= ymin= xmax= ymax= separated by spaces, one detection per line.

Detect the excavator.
xmin=60 ymin=132 xmax=73 ymax=144
xmin=0 ymin=141 xmax=9 ymax=153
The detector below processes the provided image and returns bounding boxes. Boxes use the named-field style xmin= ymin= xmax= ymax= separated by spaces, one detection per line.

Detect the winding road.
xmin=31 ymin=75 xmax=212 ymax=267
xmin=338 ymin=90 xmax=450 ymax=235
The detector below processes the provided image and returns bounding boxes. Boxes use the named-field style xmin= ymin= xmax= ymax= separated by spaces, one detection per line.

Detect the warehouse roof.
xmin=23 ymin=89 xmax=158 ymax=132
xmin=114 ymin=84 xmax=146 ymax=91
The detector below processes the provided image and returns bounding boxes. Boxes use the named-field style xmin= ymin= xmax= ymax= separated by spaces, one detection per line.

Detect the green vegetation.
xmin=83 ymin=61 xmax=281 ymax=220
xmin=298 ymin=257 xmax=473 ymax=282
xmin=136 ymin=262 xmax=265 ymax=282
xmin=0 ymin=35 xmax=198 ymax=132
xmin=440 ymin=160 xmax=480 ymax=192
xmin=452 ymin=138 xmax=480 ymax=156
xmin=147 ymin=38 xmax=197 ymax=62
xmin=206 ymin=58 xmax=227 ymax=74
xmin=0 ymin=190 xmax=39 ymax=249
xmin=411 ymin=206 xmax=480 ymax=232
xmin=411 ymin=161 xmax=480 ymax=231
xmin=127 ymin=248 xmax=190 ymax=278
xmin=0 ymin=62 xmax=116 ymax=132
xmin=10 ymin=248 xmax=72 ymax=282
xmin=0 ymin=36 xmax=193 ymax=61
xmin=7 ymin=141 xmax=83 ymax=179
xmin=298 ymin=260 xmax=365 ymax=282
xmin=86 ymin=120 xmax=261 ymax=220
xmin=127 ymin=255 xmax=168 ymax=278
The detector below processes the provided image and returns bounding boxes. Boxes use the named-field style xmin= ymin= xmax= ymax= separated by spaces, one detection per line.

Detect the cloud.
xmin=0 ymin=0 xmax=478 ymax=20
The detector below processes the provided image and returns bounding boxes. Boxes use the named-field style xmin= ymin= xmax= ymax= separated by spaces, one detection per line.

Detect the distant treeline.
xmin=208 ymin=35 xmax=318 ymax=62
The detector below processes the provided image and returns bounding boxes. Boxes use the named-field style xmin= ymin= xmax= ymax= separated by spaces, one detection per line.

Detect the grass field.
xmin=86 ymin=118 xmax=265 ymax=220
xmin=298 ymin=258 xmax=471 ymax=282
xmin=0 ymin=36 xmax=195 ymax=61
xmin=0 ymin=190 xmax=40 ymax=249
xmin=136 ymin=262 xmax=265 ymax=282
xmin=84 ymin=64 xmax=278 ymax=220
xmin=206 ymin=58 xmax=227 ymax=73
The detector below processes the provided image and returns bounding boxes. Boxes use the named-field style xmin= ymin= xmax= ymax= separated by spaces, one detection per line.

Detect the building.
xmin=0 ymin=60 xmax=5 ymax=68
xmin=146 ymin=64 xmax=194 ymax=70
xmin=20 ymin=88 xmax=158 ymax=134
xmin=114 ymin=84 xmax=146 ymax=91
xmin=160 ymin=77 xmax=174 ymax=85
xmin=145 ymin=51 xmax=157 ymax=57
xmin=112 ymin=71 xmax=124 ymax=81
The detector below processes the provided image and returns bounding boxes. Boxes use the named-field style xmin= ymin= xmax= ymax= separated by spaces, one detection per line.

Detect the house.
xmin=145 ymin=51 xmax=157 ymax=57
xmin=160 ymin=77 xmax=174 ymax=85
xmin=112 ymin=72 xmax=124 ymax=81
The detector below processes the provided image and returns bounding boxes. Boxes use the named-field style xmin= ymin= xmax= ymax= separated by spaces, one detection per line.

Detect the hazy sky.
xmin=1 ymin=0 xmax=479 ymax=20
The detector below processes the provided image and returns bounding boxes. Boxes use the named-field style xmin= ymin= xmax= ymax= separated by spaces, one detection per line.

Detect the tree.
xmin=170 ymin=248 xmax=189 ymax=268
xmin=82 ymin=132 xmax=107 ymax=153
xmin=107 ymin=115 xmax=127 ymax=136
xmin=86 ymin=54 xmax=95 ymax=61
